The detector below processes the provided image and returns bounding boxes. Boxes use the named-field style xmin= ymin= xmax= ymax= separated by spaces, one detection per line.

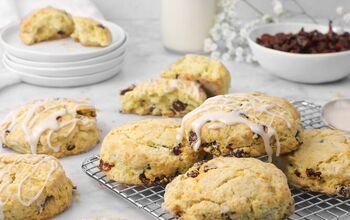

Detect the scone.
xmin=163 ymin=157 xmax=294 ymax=220
xmin=99 ymin=119 xmax=203 ymax=186
xmin=20 ymin=7 xmax=74 ymax=45
xmin=71 ymin=17 xmax=112 ymax=47
xmin=120 ymin=79 xmax=207 ymax=117
xmin=160 ymin=54 xmax=231 ymax=96
xmin=0 ymin=98 xmax=100 ymax=158
xmin=278 ymin=129 xmax=350 ymax=198
xmin=0 ymin=154 xmax=73 ymax=220
xmin=177 ymin=92 xmax=303 ymax=162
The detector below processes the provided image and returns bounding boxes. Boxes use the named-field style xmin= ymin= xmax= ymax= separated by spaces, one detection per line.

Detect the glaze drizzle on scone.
xmin=0 ymin=99 xmax=99 ymax=157
xmin=0 ymin=154 xmax=73 ymax=219
xmin=177 ymin=92 xmax=302 ymax=161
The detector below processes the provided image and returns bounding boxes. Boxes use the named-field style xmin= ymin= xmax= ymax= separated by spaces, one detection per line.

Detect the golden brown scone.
xmin=177 ymin=92 xmax=303 ymax=162
xmin=120 ymin=79 xmax=207 ymax=117
xmin=71 ymin=17 xmax=112 ymax=47
xmin=161 ymin=54 xmax=231 ymax=96
xmin=0 ymin=98 xmax=100 ymax=158
xmin=20 ymin=7 xmax=74 ymax=45
xmin=163 ymin=157 xmax=294 ymax=220
xmin=277 ymin=129 xmax=350 ymax=198
xmin=99 ymin=119 xmax=203 ymax=186
xmin=0 ymin=154 xmax=73 ymax=220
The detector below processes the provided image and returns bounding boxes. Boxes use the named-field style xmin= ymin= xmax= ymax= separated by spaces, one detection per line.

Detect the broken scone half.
xmin=120 ymin=79 xmax=207 ymax=117
xmin=71 ymin=17 xmax=112 ymax=47
xmin=20 ymin=7 xmax=74 ymax=45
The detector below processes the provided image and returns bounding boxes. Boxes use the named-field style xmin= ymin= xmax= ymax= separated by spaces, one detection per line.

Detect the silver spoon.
xmin=321 ymin=98 xmax=350 ymax=132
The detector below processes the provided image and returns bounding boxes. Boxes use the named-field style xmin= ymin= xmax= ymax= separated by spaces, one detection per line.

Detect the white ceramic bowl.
xmin=247 ymin=23 xmax=350 ymax=83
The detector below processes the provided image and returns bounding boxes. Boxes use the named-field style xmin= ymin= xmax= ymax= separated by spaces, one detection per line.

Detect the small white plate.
xmin=5 ymin=36 xmax=127 ymax=68
xmin=0 ymin=20 xmax=126 ymax=62
xmin=3 ymin=53 xmax=124 ymax=77
xmin=3 ymin=61 xmax=122 ymax=87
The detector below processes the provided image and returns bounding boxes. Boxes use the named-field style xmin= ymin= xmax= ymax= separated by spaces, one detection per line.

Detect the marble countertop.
xmin=0 ymin=19 xmax=349 ymax=220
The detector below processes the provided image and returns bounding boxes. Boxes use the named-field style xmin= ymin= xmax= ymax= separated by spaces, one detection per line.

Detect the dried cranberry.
xmin=201 ymin=141 xmax=217 ymax=148
xmin=97 ymin=24 xmax=105 ymax=29
xmin=57 ymin=30 xmax=65 ymax=35
xmin=99 ymin=159 xmax=114 ymax=171
xmin=188 ymin=131 xmax=197 ymax=145
xmin=120 ymin=85 xmax=136 ymax=95
xmin=187 ymin=170 xmax=199 ymax=178
xmin=139 ymin=173 xmax=174 ymax=186
xmin=338 ymin=186 xmax=350 ymax=197
xmin=305 ymin=168 xmax=322 ymax=179
xmin=294 ymin=169 xmax=301 ymax=177
xmin=172 ymin=144 xmax=182 ymax=155
xmin=230 ymin=149 xmax=249 ymax=158
xmin=172 ymin=100 xmax=187 ymax=112
xmin=66 ymin=145 xmax=75 ymax=151
xmin=256 ymin=21 xmax=350 ymax=54
xmin=262 ymin=125 xmax=268 ymax=132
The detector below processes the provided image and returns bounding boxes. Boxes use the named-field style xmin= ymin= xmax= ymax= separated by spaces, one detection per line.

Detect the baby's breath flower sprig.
xmin=205 ymin=0 xmax=323 ymax=63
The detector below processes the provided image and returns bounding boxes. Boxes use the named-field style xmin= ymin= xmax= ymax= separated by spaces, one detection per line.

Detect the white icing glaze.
xmin=0 ymin=100 xmax=95 ymax=154
xmin=22 ymin=103 xmax=66 ymax=154
xmin=177 ymin=93 xmax=293 ymax=162
xmin=0 ymin=155 xmax=58 ymax=210
xmin=46 ymin=119 xmax=78 ymax=152
xmin=17 ymin=156 xmax=58 ymax=206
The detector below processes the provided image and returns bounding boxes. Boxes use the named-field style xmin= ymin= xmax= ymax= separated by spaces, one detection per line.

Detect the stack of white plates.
xmin=0 ymin=20 xmax=127 ymax=87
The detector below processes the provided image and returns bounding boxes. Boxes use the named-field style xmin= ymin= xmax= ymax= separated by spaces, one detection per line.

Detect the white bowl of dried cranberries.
xmin=247 ymin=22 xmax=350 ymax=83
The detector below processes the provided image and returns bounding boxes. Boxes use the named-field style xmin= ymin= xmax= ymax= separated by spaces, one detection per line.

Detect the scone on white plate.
xmin=71 ymin=17 xmax=112 ymax=47
xmin=20 ymin=7 xmax=74 ymax=45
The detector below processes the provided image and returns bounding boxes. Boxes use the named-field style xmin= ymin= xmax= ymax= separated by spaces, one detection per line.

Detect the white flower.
xmin=210 ymin=51 xmax=221 ymax=59
xmin=272 ymin=0 xmax=284 ymax=16
xmin=222 ymin=52 xmax=231 ymax=61
xmin=222 ymin=28 xmax=234 ymax=38
xmin=210 ymin=43 xmax=218 ymax=51
xmin=235 ymin=56 xmax=244 ymax=63
xmin=235 ymin=47 xmax=244 ymax=57
xmin=245 ymin=54 xmax=254 ymax=63
xmin=343 ymin=13 xmax=350 ymax=24
xmin=336 ymin=6 xmax=344 ymax=15
xmin=215 ymin=12 xmax=226 ymax=23
xmin=204 ymin=38 xmax=214 ymax=52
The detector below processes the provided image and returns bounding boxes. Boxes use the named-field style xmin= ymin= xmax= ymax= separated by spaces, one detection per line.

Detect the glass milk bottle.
xmin=161 ymin=0 xmax=217 ymax=53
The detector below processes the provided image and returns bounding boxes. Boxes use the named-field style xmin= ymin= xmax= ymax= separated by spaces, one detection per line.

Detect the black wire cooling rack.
xmin=82 ymin=100 xmax=350 ymax=220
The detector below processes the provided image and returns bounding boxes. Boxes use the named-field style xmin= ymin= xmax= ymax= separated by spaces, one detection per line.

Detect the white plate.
xmin=5 ymin=36 xmax=127 ymax=68
xmin=0 ymin=20 xmax=126 ymax=62
xmin=3 ymin=54 xmax=124 ymax=77
xmin=3 ymin=61 xmax=122 ymax=87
